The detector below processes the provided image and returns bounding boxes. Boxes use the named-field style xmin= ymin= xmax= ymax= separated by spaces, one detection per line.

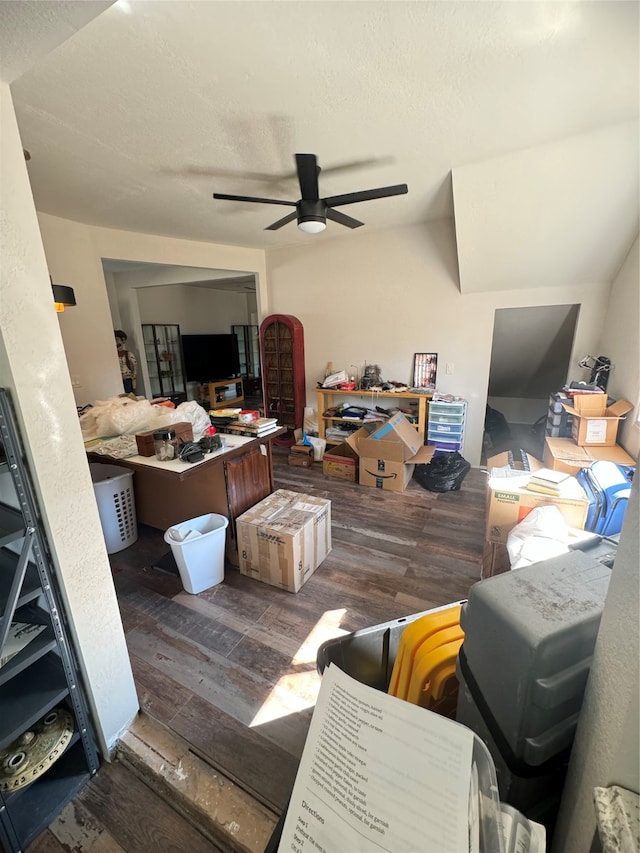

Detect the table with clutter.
xmin=82 ymin=396 xmax=285 ymax=565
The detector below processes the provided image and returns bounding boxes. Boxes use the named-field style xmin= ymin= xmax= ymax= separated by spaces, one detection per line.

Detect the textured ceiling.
xmin=5 ymin=1 xmax=639 ymax=253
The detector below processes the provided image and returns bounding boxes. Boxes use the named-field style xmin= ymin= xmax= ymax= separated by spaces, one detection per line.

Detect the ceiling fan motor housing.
xmin=297 ymin=198 xmax=326 ymax=227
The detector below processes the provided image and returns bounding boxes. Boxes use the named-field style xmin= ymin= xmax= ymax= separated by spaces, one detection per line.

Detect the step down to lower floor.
xmin=117 ymin=712 xmax=278 ymax=853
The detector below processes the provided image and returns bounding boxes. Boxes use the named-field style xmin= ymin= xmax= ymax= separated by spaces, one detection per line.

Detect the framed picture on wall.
xmin=412 ymin=353 xmax=438 ymax=389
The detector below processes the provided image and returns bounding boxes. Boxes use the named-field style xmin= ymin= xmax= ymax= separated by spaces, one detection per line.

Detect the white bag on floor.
xmin=507 ymin=506 xmax=570 ymax=570
xmin=307 ymin=435 xmax=326 ymax=462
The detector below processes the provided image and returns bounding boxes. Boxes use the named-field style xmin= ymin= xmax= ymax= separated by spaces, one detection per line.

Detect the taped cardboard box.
xmin=562 ymin=399 xmax=633 ymax=447
xmin=288 ymin=444 xmax=314 ymax=468
xmin=368 ymin=412 xmax=422 ymax=457
xmin=236 ymin=489 xmax=331 ymax=592
xmin=135 ymin=421 xmax=194 ymax=456
xmin=485 ymin=451 xmax=588 ymax=544
xmin=321 ymin=427 xmax=372 ymax=482
xmin=543 ymin=437 xmax=636 ymax=475
xmin=486 ymin=476 xmax=589 ymax=545
xmin=359 ymin=443 xmax=435 ymax=492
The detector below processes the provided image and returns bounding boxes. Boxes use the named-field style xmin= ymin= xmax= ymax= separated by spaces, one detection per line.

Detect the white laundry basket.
xmin=164 ymin=513 xmax=229 ymax=594
xmin=89 ymin=463 xmax=138 ymax=554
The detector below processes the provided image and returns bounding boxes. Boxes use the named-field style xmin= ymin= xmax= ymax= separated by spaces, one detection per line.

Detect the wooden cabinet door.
xmin=259 ymin=314 xmax=305 ymax=432
xmin=225 ymin=443 xmax=273 ymax=521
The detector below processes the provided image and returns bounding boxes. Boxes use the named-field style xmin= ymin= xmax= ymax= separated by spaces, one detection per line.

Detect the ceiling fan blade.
xmin=323 ymin=184 xmax=408 ymax=208
xmin=318 ymin=156 xmax=395 ymax=177
xmin=213 ymin=193 xmax=296 ymax=207
xmin=296 ymin=154 xmax=320 ymax=200
xmin=265 ymin=211 xmax=299 ymax=231
xmin=326 ymin=208 xmax=364 ymax=229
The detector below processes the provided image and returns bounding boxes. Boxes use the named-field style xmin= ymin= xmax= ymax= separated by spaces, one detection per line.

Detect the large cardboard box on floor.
xmin=486 ymin=451 xmax=589 ymax=544
xmin=236 ymin=489 xmax=331 ymax=592
xmin=357 ymin=412 xmax=434 ymax=492
xmin=544 ymin=437 xmax=637 ymax=475
xmin=367 ymin=411 xmax=423 ymax=456
xmin=562 ymin=398 xmax=633 ymax=447
xmin=359 ymin=442 xmax=435 ymax=491
xmin=322 ymin=427 xmax=372 ymax=482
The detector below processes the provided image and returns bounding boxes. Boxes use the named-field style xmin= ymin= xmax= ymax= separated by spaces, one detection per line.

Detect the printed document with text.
xmin=278 ymin=665 xmax=474 ymax=853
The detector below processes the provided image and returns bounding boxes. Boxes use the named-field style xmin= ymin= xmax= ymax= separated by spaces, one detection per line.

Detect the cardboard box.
xmin=322 ymin=427 xmax=372 ymax=482
xmin=135 ymin=421 xmax=194 ymax=456
xmin=358 ymin=443 xmax=435 ymax=492
xmin=544 ymin=437 xmax=637 ymax=475
xmin=288 ymin=444 xmax=314 ymax=468
xmin=571 ymin=393 xmax=608 ymax=416
xmin=368 ymin=412 xmax=422 ymax=457
xmin=562 ymin=399 xmax=633 ymax=447
xmin=486 ymin=478 xmax=589 ymax=544
xmin=481 ymin=540 xmax=511 ymax=580
xmin=358 ymin=413 xmax=434 ymax=492
xmin=236 ymin=489 xmax=331 ymax=592
xmin=487 ymin=450 xmax=543 ymax=474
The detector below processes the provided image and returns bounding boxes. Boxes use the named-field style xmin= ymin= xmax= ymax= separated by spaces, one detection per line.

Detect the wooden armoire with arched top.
xmin=259 ymin=314 xmax=306 ymax=433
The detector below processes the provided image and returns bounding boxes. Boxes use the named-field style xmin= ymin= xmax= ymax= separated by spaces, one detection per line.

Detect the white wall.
xmin=453 ymin=121 xmax=639 ymax=294
xmin=0 ymin=83 xmax=138 ymax=754
xmin=265 ymin=220 xmax=613 ymax=466
xmin=598 ymin=236 xmax=640 ymax=459
xmin=37 ymin=213 xmax=269 ymax=406
xmin=135 ymin=283 xmax=252 ymax=332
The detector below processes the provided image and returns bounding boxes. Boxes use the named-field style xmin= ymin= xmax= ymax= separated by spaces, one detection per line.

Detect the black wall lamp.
xmin=51 ymin=277 xmax=76 ymax=313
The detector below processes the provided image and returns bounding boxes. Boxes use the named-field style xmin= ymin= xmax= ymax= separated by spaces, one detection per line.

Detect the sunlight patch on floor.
xmin=249 ymin=608 xmax=349 ymax=727
xmin=292 ymin=608 xmax=348 ymax=665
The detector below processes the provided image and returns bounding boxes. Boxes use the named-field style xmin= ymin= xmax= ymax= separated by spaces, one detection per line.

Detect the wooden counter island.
xmin=89 ymin=428 xmax=286 ymax=565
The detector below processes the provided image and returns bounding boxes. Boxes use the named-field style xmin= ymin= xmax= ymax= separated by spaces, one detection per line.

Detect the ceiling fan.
xmin=213 ymin=153 xmax=408 ymax=234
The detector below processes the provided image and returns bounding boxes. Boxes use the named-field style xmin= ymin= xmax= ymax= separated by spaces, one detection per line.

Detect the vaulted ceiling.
xmin=3 ymin=1 xmax=639 ymax=291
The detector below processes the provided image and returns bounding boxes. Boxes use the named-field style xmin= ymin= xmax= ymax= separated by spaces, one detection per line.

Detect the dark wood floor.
xmin=30 ymin=448 xmax=488 ymax=850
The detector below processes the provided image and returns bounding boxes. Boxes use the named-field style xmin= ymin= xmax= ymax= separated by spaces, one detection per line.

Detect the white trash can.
xmin=164 ymin=513 xmax=229 ymax=594
xmin=89 ymin=463 xmax=138 ymax=554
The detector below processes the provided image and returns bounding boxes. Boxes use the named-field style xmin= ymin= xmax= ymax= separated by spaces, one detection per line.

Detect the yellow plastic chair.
xmin=407 ymin=636 xmax=464 ymax=718
xmin=388 ymin=604 xmax=463 ymax=700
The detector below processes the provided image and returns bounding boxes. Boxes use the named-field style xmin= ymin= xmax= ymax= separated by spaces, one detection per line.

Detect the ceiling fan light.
xmin=298 ymin=219 xmax=326 ymax=234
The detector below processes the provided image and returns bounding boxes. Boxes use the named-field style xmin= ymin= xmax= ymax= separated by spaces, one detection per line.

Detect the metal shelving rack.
xmin=0 ymin=389 xmax=99 ymax=852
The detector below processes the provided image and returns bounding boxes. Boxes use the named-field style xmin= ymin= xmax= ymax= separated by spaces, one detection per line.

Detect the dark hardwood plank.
xmin=128 ymin=651 xmax=193 ymax=725
xmin=170 ymin=693 xmax=300 ymax=811
xmin=35 ymin=798 xmax=127 ymax=852
xmin=25 ymin=831 xmax=69 ymax=853
xmin=76 ymin=759 xmax=219 ymax=853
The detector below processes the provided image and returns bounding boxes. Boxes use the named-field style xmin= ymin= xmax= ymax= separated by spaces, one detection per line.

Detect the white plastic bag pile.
xmin=506 ymin=506 xmax=570 ymax=570
xmin=80 ymin=397 xmax=211 ymax=442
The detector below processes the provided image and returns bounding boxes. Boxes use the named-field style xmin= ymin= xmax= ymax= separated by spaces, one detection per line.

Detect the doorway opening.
xmin=101 ymin=260 xmax=261 ymax=407
xmin=483 ymin=304 xmax=580 ymax=463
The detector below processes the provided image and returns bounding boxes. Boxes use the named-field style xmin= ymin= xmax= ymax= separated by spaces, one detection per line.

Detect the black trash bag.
xmin=484 ymin=405 xmax=511 ymax=443
xmin=414 ymin=452 xmax=471 ymax=493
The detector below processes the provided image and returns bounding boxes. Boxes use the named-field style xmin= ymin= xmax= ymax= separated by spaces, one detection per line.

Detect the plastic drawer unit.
xmin=427 ymin=399 xmax=467 ymax=454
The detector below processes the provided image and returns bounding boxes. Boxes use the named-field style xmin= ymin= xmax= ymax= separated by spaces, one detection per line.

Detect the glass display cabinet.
xmin=232 ymin=325 xmax=261 ymax=396
xmin=142 ymin=324 xmax=187 ymax=402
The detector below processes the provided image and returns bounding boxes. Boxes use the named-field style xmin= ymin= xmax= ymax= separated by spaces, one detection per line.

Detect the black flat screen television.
xmin=181 ymin=334 xmax=241 ymax=382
